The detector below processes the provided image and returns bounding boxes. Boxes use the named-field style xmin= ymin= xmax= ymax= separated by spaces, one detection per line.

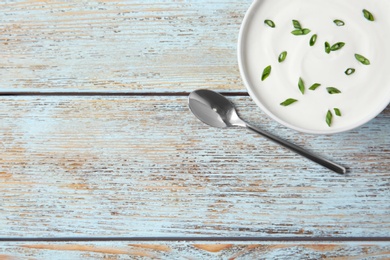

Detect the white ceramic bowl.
xmin=238 ymin=0 xmax=390 ymax=134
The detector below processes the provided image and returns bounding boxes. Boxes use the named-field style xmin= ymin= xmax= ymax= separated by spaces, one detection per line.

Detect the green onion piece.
xmin=309 ymin=83 xmax=321 ymax=91
xmin=355 ymin=53 xmax=371 ymax=65
xmin=261 ymin=65 xmax=272 ymax=81
xmin=326 ymin=110 xmax=333 ymax=127
xmin=280 ymin=98 xmax=298 ymax=106
xmin=334 ymin=20 xmax=345 ymax=26
xmin=278 ymin=51 xmax=288 ymax=63
xmin=298 ymin=77 xmax=305 ymax=95
xmin=310 ymin=34 xmax=317 ymax=46
xmin=327 ymin=87 xmax=342 ymax=94
xmin=363 ymin=9 xmax=375 ymax=21
xmin=291 ymin=29 xmax=304 ymax=35
xmin=264 ymin=19 xmax=276 ymax=28
xmin=345 ymin=68 xmax=356 ymax=75
xmin=290 ymin=20 xmax=310 ymax=35
xmin=325 ymin=42 xmax=331 ymax=54
xmin=334 ymin=108 xmax=342 ymax=116
xmin=330 ymin=42 xmax=346 ymax=51
xmin=291 ymin=29 xmax=311 ymax=36
xmin=292 ymin=20 xmax=302 ymax=29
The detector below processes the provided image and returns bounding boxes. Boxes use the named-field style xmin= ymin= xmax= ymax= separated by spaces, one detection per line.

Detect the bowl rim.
xmin=237 ymin=0 xmax=390 ymax=135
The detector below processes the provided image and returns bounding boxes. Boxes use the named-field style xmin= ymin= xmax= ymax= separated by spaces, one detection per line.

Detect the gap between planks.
xmin=0 ymin=91 xmax=249 ymax=97
xmin=0 ymin=237 xmax=389 ymax=242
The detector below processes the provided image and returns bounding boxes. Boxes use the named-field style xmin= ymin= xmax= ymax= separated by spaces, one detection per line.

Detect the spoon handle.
xmin=246 ymin=124 xmax=346 ymax=174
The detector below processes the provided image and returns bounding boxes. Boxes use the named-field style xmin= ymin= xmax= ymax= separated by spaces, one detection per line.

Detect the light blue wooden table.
xmin=0 ymin=1 xmax=389 ymax=259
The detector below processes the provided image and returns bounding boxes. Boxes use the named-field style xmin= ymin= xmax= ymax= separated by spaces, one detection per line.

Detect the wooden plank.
xmin=0 ymin=1 xmax=249 ymax=92
xmin=0 ymin=242 xmax=389 ymax=259
xmin=0 ymin=96 xmax=389 ymax=237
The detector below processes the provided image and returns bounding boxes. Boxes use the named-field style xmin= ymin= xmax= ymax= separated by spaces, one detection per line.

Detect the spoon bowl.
xmin=188 ymin=89 xmax=245 ymax=128
xmin=188 ymin=89 xmax=346 ymax=174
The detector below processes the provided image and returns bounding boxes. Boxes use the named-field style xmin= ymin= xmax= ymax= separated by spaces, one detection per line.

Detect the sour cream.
xmin=238 ymin=0 xmax=390 ymax=134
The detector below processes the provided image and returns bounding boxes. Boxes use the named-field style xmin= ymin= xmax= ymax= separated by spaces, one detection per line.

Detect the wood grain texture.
xmin=0 ymin=96 xmax=389 ymax=237
xmin=0 ymin=0 xmax=248 ymax=92
xmin=0 ymin=242 xmax=389 ymax=259
xmin=1 ymin=0 xmax=389 ymax=258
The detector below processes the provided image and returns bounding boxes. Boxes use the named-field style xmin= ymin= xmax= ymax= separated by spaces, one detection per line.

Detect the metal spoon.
xmin=188 ymin=89 xmax=346 ymax=174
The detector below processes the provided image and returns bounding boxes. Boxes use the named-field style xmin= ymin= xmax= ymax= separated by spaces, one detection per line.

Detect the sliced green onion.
xmin=330 ymin=42 xmax=345 ymax=51
xmin=334 ymin=20 xmax=345 ymax=26
xmin=280 ymin=98 xmax=298 ymax=106
xmin=264 ymin=19 xmax=276 ymax=28
xmin=355 ymin=53 xmax=371 ymax=65
xmin=345 ymin=68 xmax=356 ymax=75
xmin=292 ymin=20 xmax=302 ymax=29
xmin=309 ymin=83 xmax=321 ymax=91
xmin=298 ymin=77 xmax=305 ymax=95
xmin=291 ymin=29 xmax=304 ymax=35
xmin=310 ymin=34 xmax=317 ymax=46
xmin=325 ymin=42 xmax=331 ymax=54
xmin=261 ymin=65 xmax=272 ymax=81
xmin=363 ymin=9 xmax=375 ymax=22
xmin=278 ymin=51 xmax=288 ymax=63
xmin=334 ymin=108 xmax=342 ymax=117
xmin=291 ymin=29 xmax=311 ymax=36
xmin=326 ymin=110 xmax=333 ymax=127
xmin=327 ymin=87 xmax=342 ymax=94
xmin=290 ymin=20 xmax=310 ymax=35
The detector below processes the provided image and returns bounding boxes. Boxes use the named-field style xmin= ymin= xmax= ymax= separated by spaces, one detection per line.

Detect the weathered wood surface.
xmin=1 ymin=242 xmax=390 ymax=259
xmin=1 ymin=0 xmax=390 ymax=258
xmin=0 ymin=0 xmax=247 ymax=92
xmin=0 ymin=96 xmax=389 ymax=238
